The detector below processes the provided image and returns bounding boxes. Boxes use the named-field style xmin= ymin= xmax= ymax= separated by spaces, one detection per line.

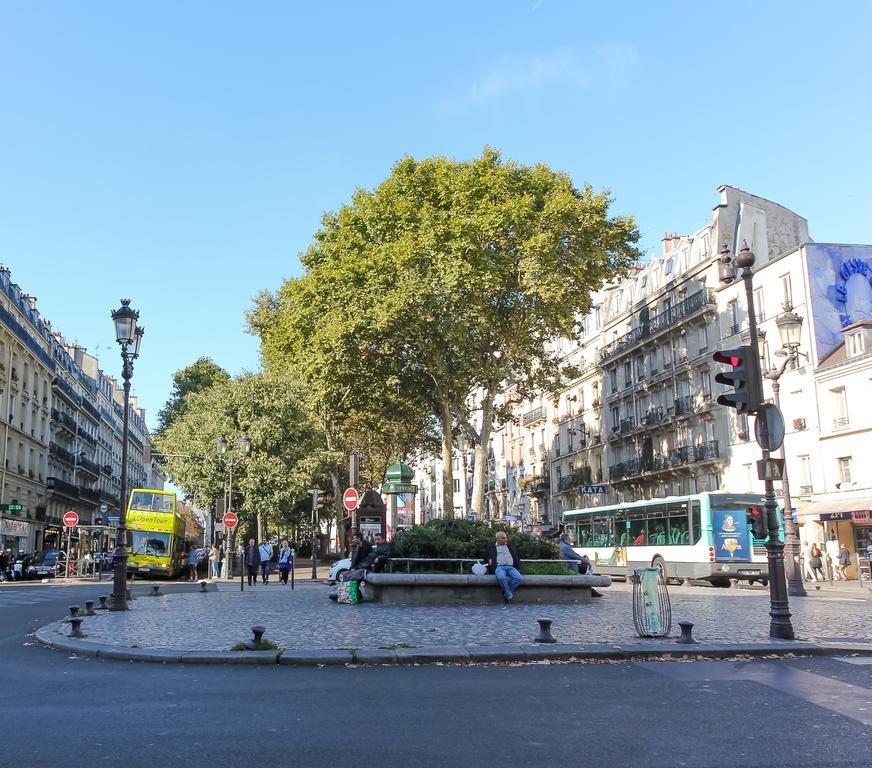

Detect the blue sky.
xmin=1 ymin=1 xmax=870 ymax=430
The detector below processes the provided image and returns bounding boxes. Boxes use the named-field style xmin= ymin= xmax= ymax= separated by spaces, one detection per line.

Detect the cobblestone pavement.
xmin=56 ymin=580 xmax=872 ymax=652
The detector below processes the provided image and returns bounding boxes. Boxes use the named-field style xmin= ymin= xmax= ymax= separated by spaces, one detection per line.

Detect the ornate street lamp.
xmin=719 ymin=243 xmax=795 ymax=639
xmin=109 ymin=299 xmax=140 ymax=612
xmin=766 ymin=302 xmax=807 ymax=597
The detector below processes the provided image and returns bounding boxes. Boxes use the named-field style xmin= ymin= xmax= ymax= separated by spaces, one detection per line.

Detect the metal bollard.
xmin=97 ymin=595 xmax=109 ymax=610
xmin=676 ymin=620 xmax=698 ymax=644
xmin=248 ymin=625 xmax=266 ymax=650
xmin=68 ymin=606 xmax=80 ymax=620
xmin=199 ymin=580 xmax=209 ymax=593
xmin=150 ymin=585 xmax=162 ymax=597
xmin=68 ymin=616 xmax=85 ymax=638
xmin=534 ymin=618 xmax=556 ymax=644
xmin=84 ymin=600 xmax=97 ymax=616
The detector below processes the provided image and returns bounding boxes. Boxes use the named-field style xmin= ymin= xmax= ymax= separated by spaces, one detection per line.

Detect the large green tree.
xmin=250 ymin=149 xmax=640 ymax=518
xmin=155 ymin=373 xmax=326 ymax=540
xmin=156 ymin=357 xmax=230 ymax=435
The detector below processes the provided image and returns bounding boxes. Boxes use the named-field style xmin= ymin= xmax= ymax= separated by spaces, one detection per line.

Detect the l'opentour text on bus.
xmin=563 ymin=492 xmax=783 ymax=585
xmin=125 ymin=489 xmax=186 ymax=578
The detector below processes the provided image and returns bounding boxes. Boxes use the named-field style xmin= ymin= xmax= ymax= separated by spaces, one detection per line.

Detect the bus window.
xmin=592 ymin=517 xmax=614 ymax=547
xmin=575 ymin=521 xmax=592 ymax=546
xmin=627 ymin=513 xmax=647 ymax=545
xmin=666 ymin=502 xmax=690 ymax=545
xmin=646 ymin=503 xmax=668 ymax=545
xmin=690 ymin=500 xmax=701 ymax=544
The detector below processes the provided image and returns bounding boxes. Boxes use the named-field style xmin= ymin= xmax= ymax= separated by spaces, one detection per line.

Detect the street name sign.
xmin=342 ymin=488 xmax=360 ymax=511
xmin=381 ymin=482 xmax=418 ymax=494
xmin=63 ymin=510 xmax=79 ymax=527
xmin=222 ymin=511 xmax=239 ymax=529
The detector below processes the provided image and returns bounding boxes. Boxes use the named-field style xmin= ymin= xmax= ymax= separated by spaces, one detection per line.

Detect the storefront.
xmin=797 ymin=496 xmax=872 ymax=580
xmin=0 ymin=517 xmax=33 ymax=554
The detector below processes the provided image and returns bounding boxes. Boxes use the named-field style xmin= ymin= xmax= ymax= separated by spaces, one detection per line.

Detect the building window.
xmin=831 ymin=387 xmax=849 ymax=429
xmin=754 ymin=287 xmax=765 ymax=323
xmin=848 ymin=331 xmax=864 ymax=357
xmin=610 ymin=406 xmax=620 ymax=430
xmin=780 ymin=274 xmax=793 ymax=307
xmin=743 ymin=464 xmax=753 ymax=490
xmin=699 ymin=324 xmax=709 ymax=353
xmin=452 ymin=479 xmax=460 ymax=494
xmin=838 ymin=457 xmax=853 ymax=484
xmin=799 ymin=455 xmax=812 ymax=494
xmin=610 ymin=369 xmax=618 ymax=393
xmin=728 ymin=300 xmax=740 ymax=335
xmin=623 ymin=361 xmax=632 ymax=388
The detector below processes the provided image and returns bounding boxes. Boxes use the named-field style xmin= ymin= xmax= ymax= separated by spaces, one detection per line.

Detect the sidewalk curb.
xmin=34 ymin=621 xmax=872 ymax=667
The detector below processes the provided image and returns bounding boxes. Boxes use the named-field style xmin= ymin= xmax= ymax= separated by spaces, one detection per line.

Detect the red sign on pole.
xmin=63 ymin=510 xmax=79 ymax=527
xmin=222 ymin=512 xmax=239 ymax=529
xmin=342 ymin=487 xmax=360 ymax=511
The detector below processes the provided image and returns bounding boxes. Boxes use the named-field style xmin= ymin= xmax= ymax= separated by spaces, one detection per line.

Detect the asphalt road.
xmin=1 ymin=581 xmax=870 ymax=768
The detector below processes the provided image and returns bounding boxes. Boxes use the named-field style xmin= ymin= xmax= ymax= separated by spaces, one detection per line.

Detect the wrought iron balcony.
xmin=51 ymin=408 xmax=78 ymax=434
xmin=832 ymin=416 xmax=850 ymax=429
xmin=619 ymin=417 xmax=636 ymax=435
xmin=80 ymin=397 xmax=101 ymax=423
xmin=521 ymin=475 xmax=550 ymax=495
xmin=599 ymin=289 xmax=715 ymax=364
xmin=77 ymin=457 xmax=101 ymax=477
xmin=694 ymin=439 xmax=720 ymax=462
xmin=674 ymin=394 xmax=694 ymax=416
xmin=641 ymin=406 xmax=666 ymax=426
xmin=557 ymin=475 xmax=576 ymax=492
xmin=79 ymin=486 xmax=101 ymax=504
xmin=47 ymin=476 xmax=80 ymax=499
xmin=49 ymin=442 xmax=76 ymax=466
xmin=52 ymin=376 xmax=81 ymax=406
xmin=77 ymin=429 xmax=97 ymax=448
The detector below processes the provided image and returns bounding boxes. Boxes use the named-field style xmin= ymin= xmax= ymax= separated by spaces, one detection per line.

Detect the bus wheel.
xmin=652 ymin=556 xmax=668 ymax=583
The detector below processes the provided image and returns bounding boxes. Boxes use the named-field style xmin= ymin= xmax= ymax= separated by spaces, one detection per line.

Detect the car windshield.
xmin=34 ymin=551 xmax=59 ymax=564
xmin=130 ymin=532 xmax=171 ymax=556
xmin=129 ymin=491 xmax=174 ymax=513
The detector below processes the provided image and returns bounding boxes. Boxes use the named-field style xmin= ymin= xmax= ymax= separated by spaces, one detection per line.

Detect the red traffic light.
xmin=713 ymin=351 xmax=742 ymax=367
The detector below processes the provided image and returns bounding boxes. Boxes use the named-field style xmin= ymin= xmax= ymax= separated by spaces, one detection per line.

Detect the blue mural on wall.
xmin=807 ymin=244 xmax=872 ymax=362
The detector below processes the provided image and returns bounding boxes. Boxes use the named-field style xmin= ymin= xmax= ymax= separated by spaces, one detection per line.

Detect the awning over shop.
xmin=796 ymin=496 xmax=872 ymax=522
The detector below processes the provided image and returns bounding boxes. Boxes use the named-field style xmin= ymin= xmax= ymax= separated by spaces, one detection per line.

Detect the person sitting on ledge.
xmin=485 ymin=531 xmax=523 ymax=602
xmin=559 ymin=534 xmax=603 ymax=597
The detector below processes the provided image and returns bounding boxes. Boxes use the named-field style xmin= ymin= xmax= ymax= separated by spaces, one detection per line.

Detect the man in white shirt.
xmin=258 ymin=540 xmax=273 ymax=584
xmin=825 ymin=535 xmax=842 ymax=580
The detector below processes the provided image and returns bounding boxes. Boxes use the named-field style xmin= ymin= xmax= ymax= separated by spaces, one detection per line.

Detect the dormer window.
xmin=848 ymin=331 xmax=864 ymax=357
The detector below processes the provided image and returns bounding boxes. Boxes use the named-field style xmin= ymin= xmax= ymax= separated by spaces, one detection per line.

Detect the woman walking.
xmin=209 ymin=544 xmax=221 ymax=580
xmin=809 ymin=543 xmax=825 ymax=582
xmin=277 ymin=540 xmax=293 ymax=585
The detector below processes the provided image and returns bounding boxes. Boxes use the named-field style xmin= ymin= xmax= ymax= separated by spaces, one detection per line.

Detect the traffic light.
xmin=349 ymin=453 xmax=370 ymax=488
xmin=713 ymin=346 xmax=762 ymax=414
xmin=747 ymin=507 xmax=769 ymax=541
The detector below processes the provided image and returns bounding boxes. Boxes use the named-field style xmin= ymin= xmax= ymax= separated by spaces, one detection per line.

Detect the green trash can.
xmin=631 ymin=567 xmax=672 ymax=638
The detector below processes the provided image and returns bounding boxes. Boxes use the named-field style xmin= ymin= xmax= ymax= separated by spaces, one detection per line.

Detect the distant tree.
xmin=155 ymin=357 xmax=230 ymax=435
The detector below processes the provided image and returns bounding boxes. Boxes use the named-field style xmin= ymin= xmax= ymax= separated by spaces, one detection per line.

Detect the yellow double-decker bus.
xmin=126 ymin=489 xmax=186 ymax=578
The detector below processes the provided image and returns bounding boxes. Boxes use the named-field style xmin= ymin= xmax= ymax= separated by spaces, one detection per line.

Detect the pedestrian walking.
xmin=0 ymin=549 xmax=8 ymax=581
xmin=837 ymin=543 xmax=851 ymax=581
xmin=801 ymin=541 xmax=813 ymax=582
xmin=243 ymin=538 xmax=261 ymax=586
xmin=209 ymin=543 xmax=221 ymax=579
xmin=277 ymin=540 xmax=293 ymax=585
xmin=258 ymin=540 xmax=273 ymax=584
xmin=826 ymin=535 xmax=840 ymax=580
xmin=809 ymin=543 xmax=825 ymax=582
xmin=187 ymin=545 xmax=200 ymax=582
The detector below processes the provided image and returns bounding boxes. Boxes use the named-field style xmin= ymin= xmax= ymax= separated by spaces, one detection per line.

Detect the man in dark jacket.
xmin=485 ymin=531 xmax=523 ymax=601
xmin=243 ymin=538 xmax=261 ymax=587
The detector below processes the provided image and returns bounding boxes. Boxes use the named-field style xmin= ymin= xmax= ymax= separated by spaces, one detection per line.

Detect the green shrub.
xmin=392 ymin=519 xmax=559 ymax=573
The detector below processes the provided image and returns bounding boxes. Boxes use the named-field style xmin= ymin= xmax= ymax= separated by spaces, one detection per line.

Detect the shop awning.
xmin=795 ymin=496 xmax=872 ymax=520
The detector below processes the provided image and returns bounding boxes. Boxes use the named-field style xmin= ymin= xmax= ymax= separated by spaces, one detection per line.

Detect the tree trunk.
xmin=470 ymin=385 xmax=497 ymax=519
xmin=439 ymin=397 xmax=454 ymax=518
xmin=257 ymin=511 xmax=264 ymax=543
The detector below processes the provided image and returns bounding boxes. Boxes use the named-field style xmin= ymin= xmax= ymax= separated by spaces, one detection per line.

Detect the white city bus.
xmin=563 ymin=492 xmax=781 ymax=585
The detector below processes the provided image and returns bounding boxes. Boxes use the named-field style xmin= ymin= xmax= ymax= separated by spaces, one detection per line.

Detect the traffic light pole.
xmin=737 ymin=245 xmax=794 ymax=641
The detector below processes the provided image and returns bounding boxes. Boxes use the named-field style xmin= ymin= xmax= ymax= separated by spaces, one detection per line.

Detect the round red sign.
xmin=342 ymin=487 xmax=360 ymax=511
xmin=63 ymin=510 xmax=79 ymax=527
xmin=223 ymin=511 xmax=239 ymax=529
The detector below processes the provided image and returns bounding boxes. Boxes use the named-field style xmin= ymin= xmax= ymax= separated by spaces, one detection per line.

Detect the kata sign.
xmin=222 ymin=512 xmax=239 ymax=529
xmin=342 ymin=487 xmax=360 ymax=511
xmin=63 ymin=511 xmax=79 ymax=527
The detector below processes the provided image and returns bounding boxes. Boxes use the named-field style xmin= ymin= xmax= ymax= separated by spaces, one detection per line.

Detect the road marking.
xmin=836 ymin=656 xmax=872 ymax=665
xmin=639 ymin=660 xmax=872 ymax=726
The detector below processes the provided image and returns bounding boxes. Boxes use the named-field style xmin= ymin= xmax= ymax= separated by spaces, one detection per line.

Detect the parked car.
xmin=26 ymin=550 xmax=67 ymax=579
xmin=328 ymin=557 xmax=351 ymax=583
xmin=94 ymin=551 xmax=113 ymax=570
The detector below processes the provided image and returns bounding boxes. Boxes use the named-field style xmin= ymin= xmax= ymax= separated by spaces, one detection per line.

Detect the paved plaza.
xmin=41 ymin=580 xmax=872 ymax=652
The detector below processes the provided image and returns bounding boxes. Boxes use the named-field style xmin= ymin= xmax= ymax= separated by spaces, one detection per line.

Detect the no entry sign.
xmin=342 ymin=487 xmax=360 ymax=511
xmin=63 ymin=510 xmax=79 ymax=527
xmin=223 ymin=512 xmax=239 ymax=529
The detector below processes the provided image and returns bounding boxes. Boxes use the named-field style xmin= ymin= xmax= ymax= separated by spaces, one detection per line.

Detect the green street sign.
xmin=0 ymin=504 xmax=23 ymax=511
xmin=381 ymin=482 xmax=418 ymax=495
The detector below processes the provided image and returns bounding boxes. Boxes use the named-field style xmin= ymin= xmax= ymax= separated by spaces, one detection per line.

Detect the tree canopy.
xmin=156 ymin=357 xmax=230 ymax=436
xmin=250 ymin=148 xmax=640 ymax=518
